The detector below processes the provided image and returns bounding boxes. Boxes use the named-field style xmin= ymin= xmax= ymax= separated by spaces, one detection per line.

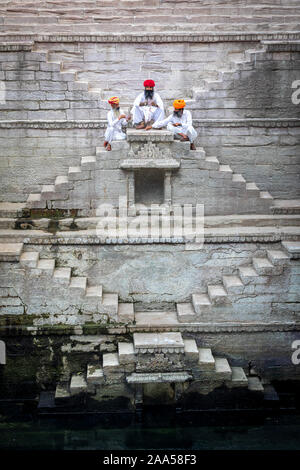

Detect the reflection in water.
xmin=1 ymin=410 xmax=300 ymax=450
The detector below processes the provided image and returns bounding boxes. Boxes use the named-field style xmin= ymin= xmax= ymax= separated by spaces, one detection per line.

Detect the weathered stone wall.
xmin=199 ymin=125 xmax=300 ymax=199
xmin=0 ymin=241 xmax=298 ymax=321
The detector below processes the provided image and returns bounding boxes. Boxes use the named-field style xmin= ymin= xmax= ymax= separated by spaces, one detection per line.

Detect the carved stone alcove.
xmin=120 ymin=133 xmax=180 ymax=209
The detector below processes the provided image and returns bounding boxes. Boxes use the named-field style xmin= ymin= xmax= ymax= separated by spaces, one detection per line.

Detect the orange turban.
xmin=108 ymin=96 xmax=119 ymax=105
xmin=173 ymin=99 xmax=186 ymax=109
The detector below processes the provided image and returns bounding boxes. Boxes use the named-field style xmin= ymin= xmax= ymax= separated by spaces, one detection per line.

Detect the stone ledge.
xmin=0 ymin=321 xmax=299 ymax=337
xmin=120 ymin=158 xmax=180 ymax=169
xmin=127 ymin=129 xmax=174 ymax=142
xmin=1 ymin=32 xmax=300 ymax=43
xmin=0 ymin=226 xmax=299 ymax=245
xmin=126 ymin=371 xmax=192 ymax=384
xmin=0 ymin=119 xmax=299 ymax=129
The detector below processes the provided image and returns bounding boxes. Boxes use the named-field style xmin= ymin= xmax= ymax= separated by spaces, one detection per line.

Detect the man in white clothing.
xmin=131 ymin=79 xmax=164 ymax=130
xmin=148 ymin=99 xmax=197 ymax=150
xmin=104 ymin=96 xmax=131 ymax=151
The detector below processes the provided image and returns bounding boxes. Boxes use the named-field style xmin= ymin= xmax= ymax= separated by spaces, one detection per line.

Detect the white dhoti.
xmin=132 ymin=105 xmax=164 ymax=125
xmin=105 ymin=108 xmax=127 ymax=144
xmin=166 ymin=122 xmax=198 ymax=143
xmin=104 ymin=126 xmax=126 ymax=144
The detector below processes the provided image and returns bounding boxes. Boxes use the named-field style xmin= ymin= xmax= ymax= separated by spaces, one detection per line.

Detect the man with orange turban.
xmin=149 ymin=99 xmax=197 ymax=150
xmin=131 ymin=79 xmax=164 ymax=130
xmin=104 ymin=96 xmax=131 ymax=151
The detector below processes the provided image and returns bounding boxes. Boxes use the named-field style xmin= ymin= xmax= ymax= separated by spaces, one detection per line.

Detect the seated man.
xmin=131 ymin=79 xmax=164 ymax=130
xmin=148 ymin=99 xmax=197 ymax=150
xmin=104 ymin=96 xmax=131 ymax=151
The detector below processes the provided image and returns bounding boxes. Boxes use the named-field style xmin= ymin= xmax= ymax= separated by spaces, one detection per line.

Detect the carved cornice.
xmin=1 ymin=32 xmax=300 ymax=44
xmin=0 ymin=321 xmax=299 ymax=336
xmin=0 ymin=120 xmax=107 ymax=129
xmin=1 ymin=231 xmax=299 ymax=245
xmin=1 ymin=119 xmax=299 ymax=130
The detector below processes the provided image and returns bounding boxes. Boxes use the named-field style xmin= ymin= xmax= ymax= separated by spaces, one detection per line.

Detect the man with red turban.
xmin=131 ymin=79 xmax=164 ymax=130
xmin=148 ymin=99 xmax=197 ymax=150
xmin=104 ymin=96 xmax=131 ymax=151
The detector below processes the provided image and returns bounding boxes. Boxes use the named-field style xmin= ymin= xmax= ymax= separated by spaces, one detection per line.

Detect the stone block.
xmin=118 ymin=342 xmax=136 ymax=365
xmin=70 ymin=374 xmax=87 ymax=396
xmin=183 ymin=339 xmax=199 ymax=363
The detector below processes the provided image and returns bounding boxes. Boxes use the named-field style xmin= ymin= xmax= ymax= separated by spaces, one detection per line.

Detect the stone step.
xmin=260 ymin=191 xmax=273 ymax=200
xmin=41 ymin=184 xmax=56 ymax=200
xmin=118 ymin=342 xmax=135 ymax=365
xmin=27 ymin=193 xmax=46 ymax=209
xmin=33 ymin=259 xmax=56 ymax=276
xmin=101 ymin=293 xmax=118 ymax=313
xmin=55 ymin=175 xmax=73 ymax=191
xmin=183 ymin=338 xmax=199 ymax=363
xmin=192 ymin=293 xmax=212 ymax=315
xmin=118 ymin=303 xmax=135 ymax=323
xmin=252 ymin=257 xmax=276 ymax=275
xmin=102 ymin=352 xmax=121 ymax=374
xmin=266 ymin=249 xmax=289 ymax=266
xmin=246 ymin=182 xmax=260 ymax=197
xmin=198 ymin=156 xmax=220 ymax=170
xmin=68 ymin=166 xmax=82 ymax=181
xmin=133 ymin=332 xmax=184 ymax=353
xmin=86 ymin=364 xmax=105 ymax=386
xmin=238 ymin=266 xmax=260 ymax=284
xmin=55 ymin=383 xmax=71 ymax=404
xmin=69 ymin=276 xmax=87 ymax=295
xmin=85 ymin=285 xmax=103 ymax=300
xmin=222 ymin=275 xmax=244 ymax=294
xmin=70 ymin=374 xmax=88 ymax=395
xmin=0 ymin=242 xmax=23 ymax=261
xmin=214 ymin=357 xmax=232 ymax=380
xmin=19 ymin=251 xmax=39 ymax=268
xmin=231 ymin=173 xmax=246 ymax=187
xmin=81 ymin=155 xmax=96 ymax=170
xmin=218 ymin=164 xmax=233 ymax=177
xmin=176 ymin=302 xmax=197 ymax=322
xmin=86 ymin=364 xmax=104 ymax=385
xmin=248 ymin=376 xmax=264 ymax=392
xmin=227 ymin=366 xmax=248 ymax=387
xmin=198 ymin=348 xmax=215 ymax=370
xmin=53 ymin=267 xmax=72 ymax=285
xmin=281 ymin=241 xmax=300 ymax=259
xmin=207 ymin=284 xmax=229 ymax=305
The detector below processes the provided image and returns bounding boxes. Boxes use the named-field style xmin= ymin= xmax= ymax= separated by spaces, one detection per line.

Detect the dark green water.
xmin=1 ymin=412 xmax=300 ymax=450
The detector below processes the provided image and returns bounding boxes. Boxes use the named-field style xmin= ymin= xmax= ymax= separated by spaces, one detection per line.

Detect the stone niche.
xmin=135 ymin=169 xmax=165 ymax=205
xmin=121 ymin=129 xmax=180 ymax=209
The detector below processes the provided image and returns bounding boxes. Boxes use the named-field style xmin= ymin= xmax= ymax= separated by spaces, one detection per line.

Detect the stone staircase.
xmin=0 ymin=241 xmax=134 ymax=320
xmin=54 ymin=331 xmax=264 ymax=406
xmin=177 ymin=246 xmax=291 ymax=322
xmin=25 ymin=136 xmax=273 ymax=215
xmin=1 ymin=0 xmax=300 ymax=34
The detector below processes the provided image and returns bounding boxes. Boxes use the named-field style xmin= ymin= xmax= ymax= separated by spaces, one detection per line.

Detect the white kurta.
xmin=131 ymin=91 xmax=164 ymax=125
xmin=152 ymin=109 xmax=197 ymax=143
xmin=105 ymin=108 xmax=127 ymax=144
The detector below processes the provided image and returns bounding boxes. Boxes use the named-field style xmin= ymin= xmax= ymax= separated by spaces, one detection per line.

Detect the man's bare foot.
xmin=136 ymin=122 xmax=145 ymax=129
xmin=145 ymin=125 xmax=152 ymax=130
xmin=190 ymin=143 xmax=196 ymax=150
xmin=103 ymin=141 xmax=108 ymax=148
xmin=178 ymin=133 xmax=189 ymax=141
xmin=106 ymin=143 xmax=112 ymax=151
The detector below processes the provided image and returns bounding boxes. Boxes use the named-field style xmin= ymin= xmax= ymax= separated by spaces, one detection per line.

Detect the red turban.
xmin=144 ymin=79 xmax=155 ymax=88
xmin=108 ymin=96 xmax=119 ymax=105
